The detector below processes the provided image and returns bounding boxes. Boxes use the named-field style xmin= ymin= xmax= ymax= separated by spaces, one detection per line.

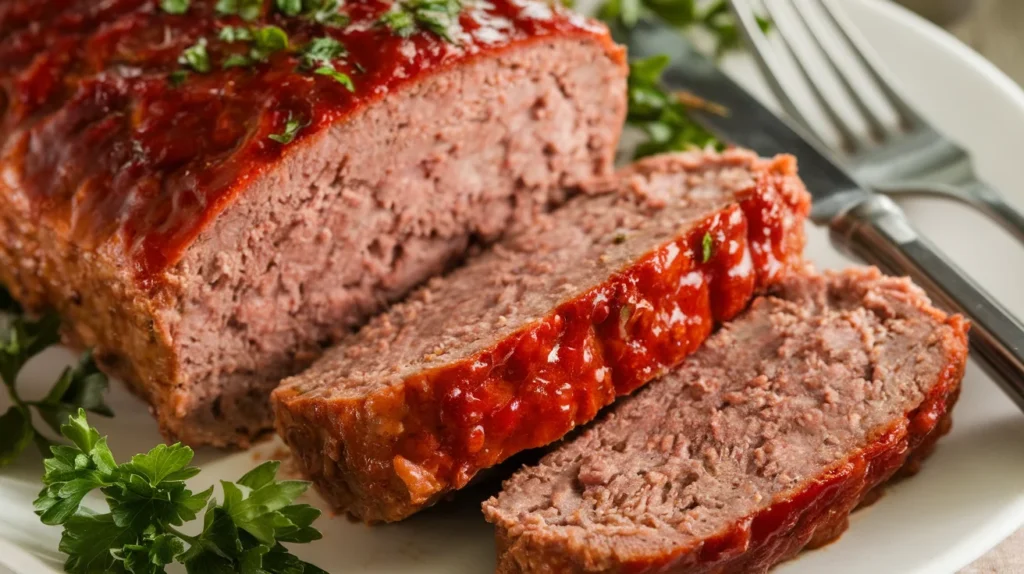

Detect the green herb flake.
xmin=219 ymin=25 xmax=253 ymax=43
xmin=315 ymin=66 xmax=356 ymax=91
xmin=612 ymin=232 xmax=627 ymax=244
xmin=222 ymin=54 xmax=252 ymax=69
xmin=702 ymin=231 xmax=713 ymax=263
xmin=249 ymin=25 xmax=290 ymax=61
xmin=300 ymin=36 xmax=347 ymax=68
xmin=34 ymin=410 xmax=326 ymax=574
xmin=276 ymin=0 xmax=303 ymax=16
xmin=268 ymin=113 xmax=309 ymax=144
xmin=179 ymin=38 xmax=211 ymax=73
xmin=380 ymin=0 xmax=464 ymax=43
xmin=309 ymin=0 xmax=351 ymax=27
xmin=160 ymin=0 xmax=190 ymax=15
xmin=216 ymin=0 xmax=263 ymax=21
xmin=168 ymin=70 xmax=189 ymax=87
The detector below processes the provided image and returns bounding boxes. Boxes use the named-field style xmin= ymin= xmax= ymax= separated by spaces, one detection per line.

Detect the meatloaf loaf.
xmin=483 ymin=267 xmax=970 ymax=574
xmin=0 ymin=0 xmax=627 ymax=446
xmin=272 ymin=150 xmax=812 ymax=522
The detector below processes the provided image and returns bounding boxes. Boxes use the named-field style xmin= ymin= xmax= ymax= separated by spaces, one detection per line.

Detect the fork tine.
xmin=761 ymin=0 xmax=863 ymax=153
xmin=817 ymin=0 xmax=924 ymax=128
xmin=725 ymin=0 xmax=823 ymax=147
xmin=789 ymin=0 xmax=888 ymax=141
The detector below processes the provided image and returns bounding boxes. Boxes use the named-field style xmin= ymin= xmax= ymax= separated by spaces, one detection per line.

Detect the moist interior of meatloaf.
xmin=134 ymin=37 xmax=626 ymax=444
xmin=483 ymin=267 xmax=968 ymax=565
xmin=278 ymin=150 xmax=800 ymax=400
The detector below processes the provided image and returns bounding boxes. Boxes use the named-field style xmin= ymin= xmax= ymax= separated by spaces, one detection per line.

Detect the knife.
xmin=623 ymin=20 xmax=1024 ymax=411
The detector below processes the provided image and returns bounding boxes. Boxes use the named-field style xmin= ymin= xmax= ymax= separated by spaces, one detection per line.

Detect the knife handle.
xmin=831 ymin=194 xmax=1024 ymax=412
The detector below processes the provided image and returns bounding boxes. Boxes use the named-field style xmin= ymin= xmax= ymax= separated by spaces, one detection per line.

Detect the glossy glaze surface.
xmin=0 ymin=0 xmax=609 ymax=285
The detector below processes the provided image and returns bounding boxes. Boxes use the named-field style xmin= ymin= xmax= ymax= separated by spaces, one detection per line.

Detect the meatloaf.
xmin=0 ymin=0 xmax=627 ymax=446
xmin=483 ymin=267 xmax=970 ymax=574
xmin=272 ymin=150 xmax=812 ymax=522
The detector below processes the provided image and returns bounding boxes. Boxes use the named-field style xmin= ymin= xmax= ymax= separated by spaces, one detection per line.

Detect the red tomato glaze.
xmin=0 ymin=0 xmax=614 ymax=287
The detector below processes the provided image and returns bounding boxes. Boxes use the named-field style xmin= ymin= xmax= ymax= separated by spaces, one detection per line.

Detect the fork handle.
xmin=831 ymin=194 xmax=1024 ymax=412
xmin=962 ymin=179 xmax=1024 ymax=245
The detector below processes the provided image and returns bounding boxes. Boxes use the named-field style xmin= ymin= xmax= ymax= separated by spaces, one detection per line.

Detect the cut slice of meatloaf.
xmin=483 ymin=267 xmax=970 ymax=574
xmin=272 ymin=150 xmax=812 ymax=523
xmin=0 ymin=0 xmax=627 ymax=446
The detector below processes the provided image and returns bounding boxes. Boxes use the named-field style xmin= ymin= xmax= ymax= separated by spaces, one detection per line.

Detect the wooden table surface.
xmin=926 ymin=1 xmax=1024 ymax=571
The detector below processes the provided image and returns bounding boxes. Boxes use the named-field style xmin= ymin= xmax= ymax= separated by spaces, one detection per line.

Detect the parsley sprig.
xmin=626 ymin=55 xmax=722 ymax=158
xmin=599 ymin=0 xmax=769 ymax=56
xmin=380 ymin=0 xmax=464 ymax=43
xmin=1 ymin=296 xmax=112 ymax=467
xmin=35 ymin=410 xmax=326 ymax=574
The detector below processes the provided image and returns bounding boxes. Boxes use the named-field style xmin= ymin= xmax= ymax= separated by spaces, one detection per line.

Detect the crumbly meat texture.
xmin=0 ymin=0 xmax=627 ymax=446
xmin=273 ymin=150 xmax=811 ymax=522
xmin=483 ymin=267 xmax=969 ymax=574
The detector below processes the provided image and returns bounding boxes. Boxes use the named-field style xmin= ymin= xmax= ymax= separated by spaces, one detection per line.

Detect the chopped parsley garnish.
xmin=215 ymin=0 xmax=263 ymax=21
xmin=178 ymin=38 xmax=211 ymax=73
xmin=702 ymin=231 xmax=713 ymax=263
xmin=218 ymin=25 xmax=253 ymax=43
xmin=168 ymin=70 xmax=189 ymax=87
xmin=380 ymin=0 xmax=464 ymax=43
xmin=250 ymin=25 xmax=290 ymax=61
xmin=598 ymin=0 xmax=769 ymax=57
xmin=35 ymin=410 xmax=327 ymax=574
xmin=276 ymin=0 xmax=304 ymax=16
xmin=222 ymin=54 xmax=252 ymax=68
xmin=306 ymin=0 xmax=351 ymax=27
xmin=314 ymin=66 xmax=355 ymax=91
xmin=626 ymin=55 xmax=722 ymax=158
xmin=268 ymin=113 xmax=309 ymax=144
xmin=300 ymin=36 xmax=347 ymax=68
xmin=159 ymin=0 xmax=190 ymax=15
xmin=0 ymin=305 xmax=112 ymax=467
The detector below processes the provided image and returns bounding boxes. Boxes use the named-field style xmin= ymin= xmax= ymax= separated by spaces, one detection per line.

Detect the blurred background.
xmin=898 ymin=0 xmax=1024 ymax=86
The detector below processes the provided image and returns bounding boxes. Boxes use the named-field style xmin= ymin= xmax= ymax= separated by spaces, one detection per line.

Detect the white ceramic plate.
xmin=3 ymin=0 xmax=1024 ymax=572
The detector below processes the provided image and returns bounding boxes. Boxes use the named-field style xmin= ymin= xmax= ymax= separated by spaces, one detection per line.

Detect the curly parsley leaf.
xmin=599 ymin=0 xmax=769 ymax=57
xmin=626 ymin=56 xmax=723 ymax=158
xmin=380 ymin=0 xmax=464 ymax=43
xmin=36 ymin=411 xmax=325 ymax=574
xmin=0 ymin=406 xmax=33 ymax=465
xmin=0 ymin=304 xmax=111 ymax=468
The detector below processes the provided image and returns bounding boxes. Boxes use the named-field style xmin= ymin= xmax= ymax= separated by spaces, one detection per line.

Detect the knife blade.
xmin=622 ymin=20 xmax=1024 ymax=411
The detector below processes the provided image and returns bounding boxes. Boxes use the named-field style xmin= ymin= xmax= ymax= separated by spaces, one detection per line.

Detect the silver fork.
xmin=728 ymin=0 xmax=1024 ymax=244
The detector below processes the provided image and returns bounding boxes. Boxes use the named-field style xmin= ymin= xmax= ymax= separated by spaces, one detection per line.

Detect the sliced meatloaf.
xmin=272 ymin=150 xmax=812 ymax=522
xmin=0 ymin=0 xmax=627 ymax=446
xmin=483 ymin=267 xmax=970 ymax=574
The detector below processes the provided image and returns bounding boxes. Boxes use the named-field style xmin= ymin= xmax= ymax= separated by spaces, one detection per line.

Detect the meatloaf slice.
xmin=0 ymin=0 xmax=627 ymax=446
xmin=272 ymin=150 xmax=811 ymax=522
xmin=483 ymin=267 xmax=970 ymax=574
